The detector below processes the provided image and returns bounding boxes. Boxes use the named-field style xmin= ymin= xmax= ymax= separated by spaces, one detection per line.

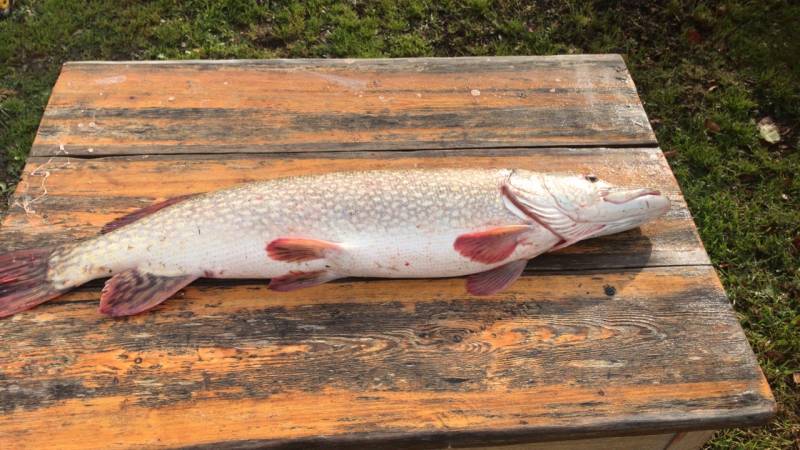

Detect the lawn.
xmin=1 ymin=0 xmax=798 ymax=447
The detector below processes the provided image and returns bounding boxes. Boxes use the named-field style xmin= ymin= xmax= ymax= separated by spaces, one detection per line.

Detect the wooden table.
xmin=0 ymin=55 xmax=774 ymax=449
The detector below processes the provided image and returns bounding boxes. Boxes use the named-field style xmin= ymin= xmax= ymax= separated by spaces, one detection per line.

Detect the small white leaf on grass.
xmin=758 ymin=117 xmax=780 ymax=143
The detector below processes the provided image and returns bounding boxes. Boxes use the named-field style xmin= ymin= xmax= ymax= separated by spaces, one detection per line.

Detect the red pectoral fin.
xmin=466 ymin=259 xmax=528 ymax=296
xmin=266 ymin=238 xmax=341 ymax=263
xmin=454 ymin=225 xmax=530 ymax=264
xmin=269 ymin=271 xmax=338 ymax=292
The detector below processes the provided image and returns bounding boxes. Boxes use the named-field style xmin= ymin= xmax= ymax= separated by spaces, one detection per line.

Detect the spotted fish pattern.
xmin=0 ymin=169 xmax=670 ymax=317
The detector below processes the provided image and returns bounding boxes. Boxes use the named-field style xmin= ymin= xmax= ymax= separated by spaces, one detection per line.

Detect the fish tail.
xmin=0 ymin=246 xmax=67 ymax=318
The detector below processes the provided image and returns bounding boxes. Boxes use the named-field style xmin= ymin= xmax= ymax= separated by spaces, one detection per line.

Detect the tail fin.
xmin=0 ymin=247 xmax=66 ymax=318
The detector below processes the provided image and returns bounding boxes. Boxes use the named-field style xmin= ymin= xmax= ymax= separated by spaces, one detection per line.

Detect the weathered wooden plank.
xmin=0 ymin=266 xmax=773 ymax=449
xmin=663 ymin=430 xmax=717 ymax=450
xmin=31 ymin=55 xmax=655 ymax=157
xmin=0 ymin=148 xmax=709 ymax=269
xmin=469 ymin=430 xmax=714 ymax=450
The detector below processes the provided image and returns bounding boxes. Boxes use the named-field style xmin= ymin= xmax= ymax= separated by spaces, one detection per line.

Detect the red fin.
xmin=101 ymin=194 xmax=195 ymax=234
xmin=266 ymin=238 xmax=340 ymax=263
xmin=466 ymin=259 xmax=528 ymax=296
xmin=0 ymin=247 xmax=66 ymax=318
xmin=454 ymin=225 xmax=530 ymax=264
xmin=99 ymin=269 xmax=196 ymax=317
xmin=269 ymin=271 xmax=337 ymax=292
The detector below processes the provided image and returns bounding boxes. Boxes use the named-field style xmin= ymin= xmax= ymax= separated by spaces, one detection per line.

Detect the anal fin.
xmin=267 ymin=238 xmax=340 ymax=263
xmin=269 ymin=271 xmax=338 ymax=292
xmin=454 ymin=225 xmax=530 ymax=264
xmin=466 ymin=259 xmax=528 ymax=296
xmin=99 ymin=269 xmax=196 ymax=317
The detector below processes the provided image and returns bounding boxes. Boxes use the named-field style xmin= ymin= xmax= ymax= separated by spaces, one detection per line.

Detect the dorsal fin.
xmin=101 ymin=194 xmax=195 ymax=234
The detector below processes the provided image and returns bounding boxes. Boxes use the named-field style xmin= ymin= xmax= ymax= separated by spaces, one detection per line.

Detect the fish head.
xmin=504 ymin=170 xmax=670 ymax=241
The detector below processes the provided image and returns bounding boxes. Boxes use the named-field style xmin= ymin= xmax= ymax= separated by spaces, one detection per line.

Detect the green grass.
xmin=1 ymin=1 xmax=798 ymax=447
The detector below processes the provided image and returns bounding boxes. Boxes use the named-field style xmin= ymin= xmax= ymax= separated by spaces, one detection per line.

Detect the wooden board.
xmin=31 ymin=55 xmax=656 ymax=157
xmin=0 ymin=266 xmax=773 ymax=449
xmin=0 ymin=56 xmax=773 ymax=449
xmin=469 ymin=430 xmax=716 ymax=450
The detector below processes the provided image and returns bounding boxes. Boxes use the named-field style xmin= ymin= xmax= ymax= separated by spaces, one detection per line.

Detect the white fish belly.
xmin=328 ymin=228 xmax=558 ymax=278
xmin=168 ymin=225 xmax=560 ymax=280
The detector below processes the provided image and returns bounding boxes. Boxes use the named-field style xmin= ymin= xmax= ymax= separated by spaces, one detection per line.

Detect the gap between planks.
xmin=28 ymin=144 xmax=665 ymax=161
xmin=30 ymin=142 xmax=663 ymax=159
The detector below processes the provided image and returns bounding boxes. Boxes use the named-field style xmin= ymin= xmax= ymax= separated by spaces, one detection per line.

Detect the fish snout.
xmin=602 ymin=188 xmax=662 ymax=204
xmin=590 ymin=188 xmax=670 ymax=237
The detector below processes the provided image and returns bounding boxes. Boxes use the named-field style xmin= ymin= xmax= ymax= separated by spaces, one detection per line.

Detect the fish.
xmin=0 ymin=169 xmax=670 ymax=318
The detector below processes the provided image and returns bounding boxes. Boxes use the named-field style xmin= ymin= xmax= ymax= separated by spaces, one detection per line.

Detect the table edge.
xmin=176 ymin=403 xmax=776 ymax=450
xmin=61 ymin=54 xmax=626 ymax=67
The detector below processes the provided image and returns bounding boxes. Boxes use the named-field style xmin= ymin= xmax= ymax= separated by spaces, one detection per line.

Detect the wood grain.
xmin=0 ymin=267 xmax=773 ymax=449
xmin=0 ymin=147 xmax=709 ymax=270
xmin=31 ymin=55 xmax=655 ymax=157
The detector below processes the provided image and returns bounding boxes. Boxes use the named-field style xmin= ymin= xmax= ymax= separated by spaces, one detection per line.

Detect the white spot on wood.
xmin=94 ymin=75 xmax=126 ymax=85
xmin=470 ymin=89 xmax=481 ymax=97
xmin=311 ymin=72 xmax=368 ymax=91
xmin=168 ymin=96 xmax=176 ymax=101
xmin=567 ymin=360 xmax=626 ymax=368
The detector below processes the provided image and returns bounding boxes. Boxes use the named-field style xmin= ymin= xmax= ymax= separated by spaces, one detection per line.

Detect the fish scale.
xmin=0 ymin=168 xmax=670 ymax=317
xmin=51 ymin=169 xmax=529 ymax=281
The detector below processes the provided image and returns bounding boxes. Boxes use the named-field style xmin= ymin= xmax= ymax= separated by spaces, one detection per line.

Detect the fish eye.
xmin=584 ymin=174 xmax=599 ymax=183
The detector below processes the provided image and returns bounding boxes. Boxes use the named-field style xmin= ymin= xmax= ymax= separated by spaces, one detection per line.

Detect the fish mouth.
xmin=602 ymin=188 xmax=662 ymax=204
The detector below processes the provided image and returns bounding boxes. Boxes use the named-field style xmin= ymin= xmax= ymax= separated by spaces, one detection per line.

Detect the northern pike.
xmin=0 ymin=169 xmax=669 ymax=317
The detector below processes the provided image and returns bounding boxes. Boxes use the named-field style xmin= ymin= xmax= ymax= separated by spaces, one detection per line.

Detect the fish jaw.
xmin=591 ymin=191 xmax=670 ymax=237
